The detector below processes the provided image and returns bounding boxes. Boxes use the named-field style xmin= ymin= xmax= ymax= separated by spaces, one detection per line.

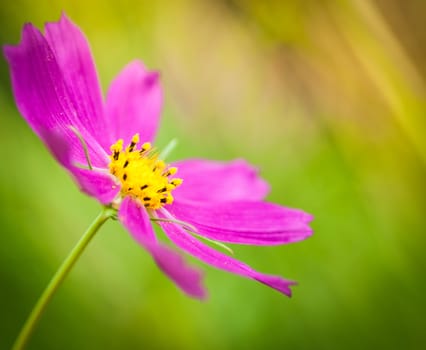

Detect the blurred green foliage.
xmin=1 ymin=0 xmax=425 ymax=349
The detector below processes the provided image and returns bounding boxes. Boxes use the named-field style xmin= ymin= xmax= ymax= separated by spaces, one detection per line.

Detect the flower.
xmin=3 ymin=13 xmax=313 ymax=299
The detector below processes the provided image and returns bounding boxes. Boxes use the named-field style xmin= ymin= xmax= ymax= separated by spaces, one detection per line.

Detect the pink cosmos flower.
xmin=3 ymin=14 xmax=313 ymax=299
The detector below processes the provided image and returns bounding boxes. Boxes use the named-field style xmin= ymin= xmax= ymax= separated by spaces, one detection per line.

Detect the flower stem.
xmin=12 ymin=207 xmax=115 ymax=350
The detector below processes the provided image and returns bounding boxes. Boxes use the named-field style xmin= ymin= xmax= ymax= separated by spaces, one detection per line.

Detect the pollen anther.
xmin=109 ymin=134 xmax=182 ymax=209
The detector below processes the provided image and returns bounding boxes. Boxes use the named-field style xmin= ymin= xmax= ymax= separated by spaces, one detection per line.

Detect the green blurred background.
xmin=1 ymin=0 xmax=425 ymax=349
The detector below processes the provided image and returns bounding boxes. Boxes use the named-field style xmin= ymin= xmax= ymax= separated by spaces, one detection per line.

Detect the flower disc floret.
xmin=109 ymin=134 xmax=183 ymax=209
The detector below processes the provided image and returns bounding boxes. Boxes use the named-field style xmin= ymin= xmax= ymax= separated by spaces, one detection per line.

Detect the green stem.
xmin=12 ymin=207 xmax=115 ymax=350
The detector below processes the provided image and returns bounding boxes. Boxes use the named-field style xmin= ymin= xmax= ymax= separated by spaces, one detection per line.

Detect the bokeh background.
xmin=1 ymin=0 xmax=425 ymax=349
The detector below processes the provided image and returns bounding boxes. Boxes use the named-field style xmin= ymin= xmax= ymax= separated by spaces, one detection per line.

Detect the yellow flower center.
xmin=109 ymin=134 xmax=183 ymax=209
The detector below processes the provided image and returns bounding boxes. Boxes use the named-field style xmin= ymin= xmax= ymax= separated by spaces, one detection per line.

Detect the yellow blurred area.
xmin=0 ymin=1 xmax=425 ymax=349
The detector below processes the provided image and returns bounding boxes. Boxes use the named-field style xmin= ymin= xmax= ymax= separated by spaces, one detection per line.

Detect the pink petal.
xmin=44 ymin=13 xmax=107 ymax=150
xmin=41 ymin=128 xmax=119 ymax=204
xmin=158 ymin=212 xmax=296 ymax=296
xmin=172 ymin=159 xmax=270 ymax=202
xmin=3 ymin=21 xmax=107 ymax=167
xmin=71 ymin=168 xmax=120 ymax=205
xmin=105 ymin=60 xmax=162 ymax=146
xmin=119 ymin=197 xmax=206 ymax=299
xmin=167 ymin=200 xmax=313 ymax=246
